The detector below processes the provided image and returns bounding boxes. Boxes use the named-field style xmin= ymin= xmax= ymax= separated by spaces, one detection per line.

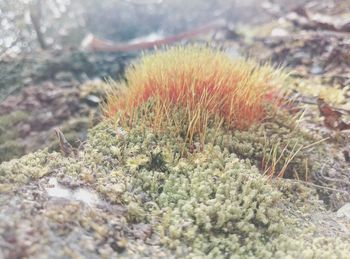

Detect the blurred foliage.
xmin=0 ymin=0 xmax=85 ymax=54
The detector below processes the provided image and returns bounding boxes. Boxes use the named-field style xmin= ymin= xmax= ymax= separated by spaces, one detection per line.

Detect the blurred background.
xmin=1 ymin=0 xmax=316 ymax=55
xmin=1 ymin=0 xmax=350 ymax=162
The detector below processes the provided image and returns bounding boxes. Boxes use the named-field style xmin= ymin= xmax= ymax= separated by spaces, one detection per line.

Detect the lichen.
xmin=0 ymin=119 xmax=349 ymax=257
xmin=0 ymin=150 xmax=56 ymax=184
xmin=136 ymin=145 xmax=286 ymax=256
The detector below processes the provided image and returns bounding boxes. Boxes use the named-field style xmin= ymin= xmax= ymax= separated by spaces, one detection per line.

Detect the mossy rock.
xmin=0 ymin=119 xmax=348 ymax=258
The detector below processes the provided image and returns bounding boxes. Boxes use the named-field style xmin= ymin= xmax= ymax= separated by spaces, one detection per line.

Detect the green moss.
xmin=210 ymin=111 xmax=323 ymax=180
xmin=0 ymin=149 xmax=57 ymax=184
xmin=0 ymin=120 xmax=348 ymax=257
xmin=135 ymin=146 xmax=286 ymax=256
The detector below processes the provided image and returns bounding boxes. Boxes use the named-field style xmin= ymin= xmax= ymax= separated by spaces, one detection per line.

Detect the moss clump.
xmin=102 ymin=46 xmax=323 ymax=180
xmin=105 ymin=46 xmax=285 ymax=146
xmin=135 ymin=145 xmax=285 ymax=256
xmin=211 ymin=111 xmax=323 ymax=180
xmin=0 ymin=150 xmax=59 ymax=184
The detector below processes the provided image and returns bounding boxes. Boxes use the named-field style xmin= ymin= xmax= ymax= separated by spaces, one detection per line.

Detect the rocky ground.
xmin=0 ymin=51 xmax=135 ymax=162
xmin=1 ymin=0 xmax=350 ymax=258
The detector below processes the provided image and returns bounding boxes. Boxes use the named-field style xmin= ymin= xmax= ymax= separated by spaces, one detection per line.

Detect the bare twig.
xmin=316 ymin=165 xmax=350 ymax=186
xmin=288 ymin=94 xmax=350 ymax=115
xmin=297 ymin=180 xmax=349 ymax=194
xmin=82 ymin=20 xmax=226 ymax=52
xmin=54 ymin=128 xmax=74 ymax=157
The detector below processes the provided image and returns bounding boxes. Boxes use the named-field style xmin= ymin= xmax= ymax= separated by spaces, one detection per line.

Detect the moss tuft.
xmin=104 ymin=46 xmax=286 ymax=146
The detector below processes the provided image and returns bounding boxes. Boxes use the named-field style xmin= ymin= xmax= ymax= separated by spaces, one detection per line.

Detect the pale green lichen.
xmin=135 ymin=146 xmax=286 ymax=256
xmin=0 ymin=150 xmax=55 ymax=184
xmin=0 ymin=119 xmax=348 ymax=258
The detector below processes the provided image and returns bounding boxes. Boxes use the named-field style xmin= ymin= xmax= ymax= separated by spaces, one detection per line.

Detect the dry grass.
xmin=262 ymin=140 xmax=304 ymax=179
xmin=104 ymin=45 xmax=285 ymax=146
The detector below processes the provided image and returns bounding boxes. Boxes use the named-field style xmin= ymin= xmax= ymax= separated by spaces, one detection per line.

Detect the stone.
xmin=54 ymin=71 xmax=75 ymax=82
xmin=85 ymin=95 xmax=101 ymax=106
xmin=336 ymin=203 xmax=350 ymax=219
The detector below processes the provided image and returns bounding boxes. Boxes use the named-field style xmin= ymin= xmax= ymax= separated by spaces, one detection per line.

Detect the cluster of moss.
xmin=1 ymin=119 xmax=348 ymax=257
xmin=138 ymin=146 xmax=285 ymax=256
xmin=0 ymin=150 xmax=53 ymax=185
xmin=102 ymin=45 xmax=326 ymax=181
xmin=105 ymin=46 xmax=285 ymax=147
xmin=211 ymin=111 xmax=324 ymax=180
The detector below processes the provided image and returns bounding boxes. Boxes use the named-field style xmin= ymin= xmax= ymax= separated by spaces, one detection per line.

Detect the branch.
xmin=81 ymin=20 xmax=226 ymax=52
xmin=29 ymin=0 xmax=47 ymax=50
